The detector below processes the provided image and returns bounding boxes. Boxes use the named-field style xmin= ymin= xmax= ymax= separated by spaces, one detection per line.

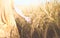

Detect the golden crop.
xmin=16 ymin=0 xmax=60 ymax=38
xmin=0 ymin=0 xmax=60 ymax=38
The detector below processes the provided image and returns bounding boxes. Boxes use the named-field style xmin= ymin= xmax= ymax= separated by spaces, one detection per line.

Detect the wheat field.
xmin=0 ymin=0 xmax=60 ymax=38
xmin=15 ymin=0 xmax=60 ymax=38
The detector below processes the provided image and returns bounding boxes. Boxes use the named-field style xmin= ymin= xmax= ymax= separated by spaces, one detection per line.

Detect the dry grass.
xmin=16 ymin=1 xmax=60 ymax=38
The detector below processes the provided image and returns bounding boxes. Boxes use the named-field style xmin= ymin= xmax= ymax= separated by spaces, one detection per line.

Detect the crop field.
xmin=15 ymin=1 xmax=60 ymax=38
xmin=0 ymin=0 xmax=60 ymax=38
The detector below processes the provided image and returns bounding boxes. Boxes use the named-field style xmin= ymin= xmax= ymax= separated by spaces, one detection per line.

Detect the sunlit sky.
xmin=14 ymin=0 xmax=60 ymax=6
xmin=14 ymin=0 xmax=47 ymax=6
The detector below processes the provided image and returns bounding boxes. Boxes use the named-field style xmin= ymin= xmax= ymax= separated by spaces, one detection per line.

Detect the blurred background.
xmin=14 ymin=0 xmax=60 ymax=38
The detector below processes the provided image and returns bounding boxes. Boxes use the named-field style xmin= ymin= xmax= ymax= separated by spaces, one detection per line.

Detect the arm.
xmin=14 ymin=5 xmax=31 ymax=23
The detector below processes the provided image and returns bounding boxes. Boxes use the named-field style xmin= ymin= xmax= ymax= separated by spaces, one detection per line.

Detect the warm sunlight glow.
xmin=14 ymin=0 xmax=47 ymax=6
xmin=13 ymin=0 xmax=52 ymax=23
